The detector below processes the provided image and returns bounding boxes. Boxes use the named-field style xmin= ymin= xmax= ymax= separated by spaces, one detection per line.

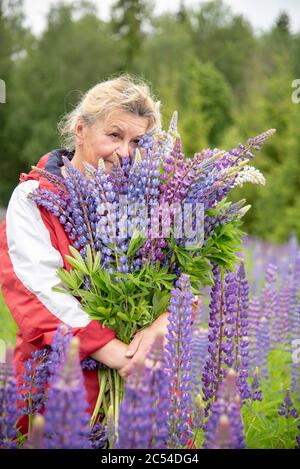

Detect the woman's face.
xmin=74 ymin=109 xmax=150 ymax=173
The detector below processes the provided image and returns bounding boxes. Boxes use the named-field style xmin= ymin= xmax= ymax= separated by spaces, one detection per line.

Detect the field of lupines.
xmin=0 ymin=239 xmax=299 ymax=449
xmin=0 ymin=113 xmax=299 ymax=449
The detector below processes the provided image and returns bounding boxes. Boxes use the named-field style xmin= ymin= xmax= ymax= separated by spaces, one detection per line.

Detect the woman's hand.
xmin=118 ymin=312 xmax=170 ymax=380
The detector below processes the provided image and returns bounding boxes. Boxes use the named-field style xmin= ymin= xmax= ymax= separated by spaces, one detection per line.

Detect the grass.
xmin=194 ymin=349 xmax=300 ymax=449
xmin=242 ymin=349 xmax=299 ymax=448
xmin=0 ymin=288 xmax=17 ymax=347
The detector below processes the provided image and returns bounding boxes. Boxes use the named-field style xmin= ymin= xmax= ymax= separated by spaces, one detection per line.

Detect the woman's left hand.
xmin=118 ymin=312 xmax=169 ymax=380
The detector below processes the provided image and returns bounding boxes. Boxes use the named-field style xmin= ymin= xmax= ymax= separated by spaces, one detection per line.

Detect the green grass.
xmin=0 ymin=288 xmax=17 ymax=346
xmin=242 ymin=349 xmax=300 ymax=449
xmin=194 ymin=349 xmax=299 ymax=449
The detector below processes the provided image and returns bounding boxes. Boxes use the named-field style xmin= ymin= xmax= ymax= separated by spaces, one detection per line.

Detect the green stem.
xmin=113 ymin=370 xmax=123 ymax=433
xmin=90 ymin=368 xmax=107 ymax=428
xmin=108 ymin=369 xmax=115 ymax=412
xmin=103 ymin=390 xmax=109 ymax=417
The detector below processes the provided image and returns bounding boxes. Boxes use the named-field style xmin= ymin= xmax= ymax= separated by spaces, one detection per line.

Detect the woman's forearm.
xmin=90 ymin=338 xmax=131 ymax=369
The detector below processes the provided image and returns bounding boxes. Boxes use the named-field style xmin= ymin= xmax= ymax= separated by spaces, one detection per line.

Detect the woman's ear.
xmin=75 ymin=118 xmax=84 ymax=146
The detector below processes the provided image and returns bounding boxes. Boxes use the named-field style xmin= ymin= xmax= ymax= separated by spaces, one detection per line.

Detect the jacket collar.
xmin=19 ymin=149 xmax=74 ymax=185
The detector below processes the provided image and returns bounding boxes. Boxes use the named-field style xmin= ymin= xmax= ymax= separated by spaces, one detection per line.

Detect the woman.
xmin=0 ymin=74 xmax=169 ymax=433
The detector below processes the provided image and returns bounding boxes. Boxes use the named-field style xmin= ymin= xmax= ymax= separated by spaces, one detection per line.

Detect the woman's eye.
xmin=110 ymin=133 xmax=119 ymax=138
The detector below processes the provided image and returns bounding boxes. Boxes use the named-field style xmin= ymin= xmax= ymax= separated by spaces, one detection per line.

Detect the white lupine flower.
xmin=234 ymin=165 xmax=266 ymax=187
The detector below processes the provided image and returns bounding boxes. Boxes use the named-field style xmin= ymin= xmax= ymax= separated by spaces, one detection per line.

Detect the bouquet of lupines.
xmin=28 ymin=111 xmax=275 ymax=429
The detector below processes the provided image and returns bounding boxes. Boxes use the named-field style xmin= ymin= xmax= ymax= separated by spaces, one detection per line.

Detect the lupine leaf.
xmin=127 ymin=230 xmax=146 ymax=257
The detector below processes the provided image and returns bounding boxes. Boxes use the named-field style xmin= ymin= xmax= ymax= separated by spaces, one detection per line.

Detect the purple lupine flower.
xmin=47 ymin=324 xmax=72 ymax=383
xmin=223 ymin=271 xmax=239 ymax=369
xmin=291 ymin=302 xmax=300 ymax=396
xmin=18 ymin=325 xmax=72 ymax=416
xmin=117 ymin=334 xmax=170 ymax=449
xmin=165 ymin=273 xmax=194 ymax=448
xmin=203 ymin=264 xmax=251 ymax=407
xmin=19 ymin=325 xmax=72 ymax=423
xmin=202 ymin=267 xmax=238 ymax=407
xmin=203 ymin=200 xmax=246 ymax=245
xmin=107 ymin=155 xmax=128 ymax=196
xmin=278 ymin=390 xmax=299 ymax=419
xmin=18 ymin=347 xmax=51 ymax=417
xmin=190 ymin=298 xmax=208 ymax=399
xmin=229 ymin=129 xmax=276 ymax=163
xmin=31 ymin=165 xmax=68 ymax=190
xmin=146 ymin=334 xmax=170 ymax=449
xmin=138 ymin=132 xmax=154 ymax=151
xmin=25 ymin=414 xmax=45 ymax=449
xmin=261 ymin=263 xmax=280 ymax=349
xmin=277 ymin=275 xmax=293 ymax=346
xmin=43 ymin=337 xmax=90 ymax=449
xmin=204 ymin=369 xmax=245 ymax=449
xmin=290 ymin=252 xmax=300 ymax=394
xmin=117 ymin=362 xmax=152 ymax=449
xmin=192 ymin=394 xmax=205 ymax=431
xmin=61 ymin=156 xmax=97 ymax=256
xmin=254 ymin=316 xmax=270 ymax=380
xmin=28 ymin=188 xmax=72 ymax=223
xmin=127 ymin=149 xmax=160 ymax=205
xmin=202 ymin=265 xmax=225 ymax=404
xmin=210 ymin=414 xmax=236 ymax=449
xmin=80 ymin=356 xmax=107 ymax=371
xmin=0 ymin=348 xmax=18 ymax=448
xmin=153 ymin=110 xmax=178 ymax=163
xmin=89 ymin=422 xmax=107 ymax=449
xmin=235 ymin=263 xmax=251 ymax=399
xmin=248 ymin=295 xmax=261 ymax=372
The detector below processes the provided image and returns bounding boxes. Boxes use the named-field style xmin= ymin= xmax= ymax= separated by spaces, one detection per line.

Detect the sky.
xmin=22 ymin=0 xmax=300 ymax=35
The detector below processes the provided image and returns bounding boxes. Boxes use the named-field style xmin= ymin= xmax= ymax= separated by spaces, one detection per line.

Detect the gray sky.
xmin=22 ymin=0 xmax=300 ymax=35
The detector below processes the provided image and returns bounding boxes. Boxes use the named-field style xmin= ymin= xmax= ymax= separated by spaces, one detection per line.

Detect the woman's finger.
xmin=124 ymin=333 xmax=143 ymax=358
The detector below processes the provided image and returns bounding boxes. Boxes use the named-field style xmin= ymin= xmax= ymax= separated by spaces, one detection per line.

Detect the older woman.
xmin=0 ymin=74 xmax=169 ymax=433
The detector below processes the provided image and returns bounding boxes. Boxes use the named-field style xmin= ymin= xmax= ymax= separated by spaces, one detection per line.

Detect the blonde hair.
xmin=57 ymin=74 xmax=161 ymax=150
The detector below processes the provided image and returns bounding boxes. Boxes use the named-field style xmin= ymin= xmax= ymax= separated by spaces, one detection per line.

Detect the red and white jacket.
xmin=0 ymin=149 xmax=116 ymax=433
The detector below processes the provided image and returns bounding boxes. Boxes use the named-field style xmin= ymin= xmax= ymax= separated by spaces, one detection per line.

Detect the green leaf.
xmin=52 ymin=286 xmax=69 ymax=294
xmin=90 ymin=271 xmax=110 ymax=293
xmin=56 ymin=267 xmax=81 ymax=290
xmin=85 ymin=245 xmax=93 ymax=273
xmin=96 ymin=306 xmax=112 ymax=316
xmin=64 ymin=255 xmax=89 ymax=275
xmin=152 ymin=290 xmax=170 ymax=316
xmin=127 ymin=230 xmax=146 ymax=257
xmin=92 ymin=251 xmax=101 ymax=273
xmin=117 ymin=312 xmax=130 ymax=322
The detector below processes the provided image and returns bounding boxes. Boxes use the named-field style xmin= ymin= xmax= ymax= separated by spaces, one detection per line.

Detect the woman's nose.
xmin=116 ymin=142 xmax=131 ymax=158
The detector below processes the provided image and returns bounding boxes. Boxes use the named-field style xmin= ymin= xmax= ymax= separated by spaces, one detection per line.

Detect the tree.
xmin=191 ymin=0 xmax=255 ymax=101
xmin=0 ymin=0 xmax=34 ymax=205
xmin=4 ymin=1 xmax=123 ymax=171
xmin=111 ymin=0 xmax=153 ymax=70
xmin=177 ymin=58 xmax=233 ymax=152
